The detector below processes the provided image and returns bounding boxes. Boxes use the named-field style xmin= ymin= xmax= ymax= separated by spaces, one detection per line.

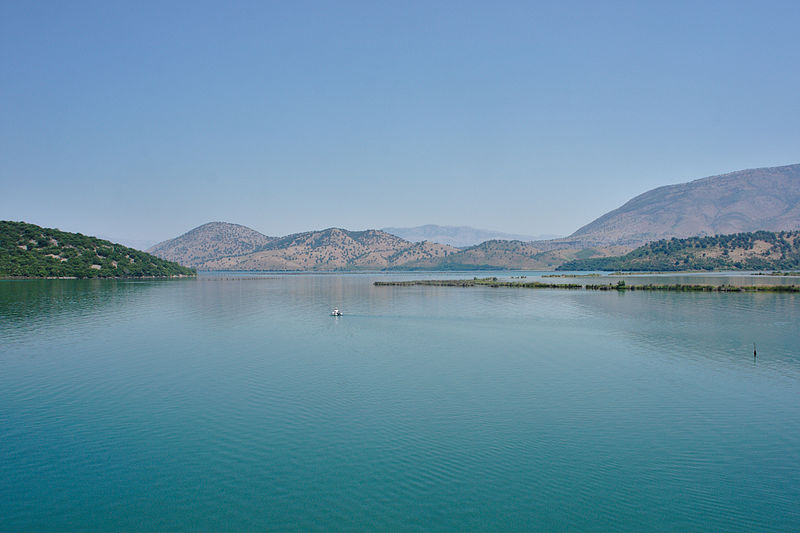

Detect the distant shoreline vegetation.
xmin=0 ymin=221 xmax=196 ymax=279
xmin=374 ymin=277 xmax=800 ymax=292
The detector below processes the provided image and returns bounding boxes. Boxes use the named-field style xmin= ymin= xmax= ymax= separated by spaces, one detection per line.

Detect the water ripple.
xmin=1 ymin=274 xmax=799 ymax=531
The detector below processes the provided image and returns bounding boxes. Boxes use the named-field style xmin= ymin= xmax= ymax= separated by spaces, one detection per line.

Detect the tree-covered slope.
xmin=557 ymin=230 xmax=800 ymax=271
xmin=1 ymin=221 xmax=196 ymax=278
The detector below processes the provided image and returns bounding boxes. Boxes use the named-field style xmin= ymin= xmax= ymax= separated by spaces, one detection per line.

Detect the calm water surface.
xmin=1 ymin=272 xmax=799 ymax=531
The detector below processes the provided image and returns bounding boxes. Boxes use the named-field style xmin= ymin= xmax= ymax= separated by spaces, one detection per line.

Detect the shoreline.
xmin=0 ymin=274 xmax=196 ymax=280
xmin=374 ymin=278 xmax=800 ymax=292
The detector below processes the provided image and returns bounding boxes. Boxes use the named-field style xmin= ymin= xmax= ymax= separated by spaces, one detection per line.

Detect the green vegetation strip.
xmin=557 ymin=230 xmax=800 ymax=272
xmin=374 ymin=278 xmax=800 ymax=292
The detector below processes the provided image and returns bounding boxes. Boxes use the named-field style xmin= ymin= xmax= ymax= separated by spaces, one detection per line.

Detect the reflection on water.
xmin=1 ymin=272 xmax=798 ymax=532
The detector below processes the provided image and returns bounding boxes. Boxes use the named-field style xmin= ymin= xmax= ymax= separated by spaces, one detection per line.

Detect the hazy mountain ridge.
xmin=569 ymin=164 xmax=800 ymax=246
xmin=558 ymin=230 xmax=800 ymax=271
xmin=147 ymin=164 xmax=800 ymax=271
xmin=382 ymin=225 xmax=559 ymax=247
xmin=148 ymin=222 xmax=275 ymax=268
xmin=196 ymin=228 xmax=618 ymax=271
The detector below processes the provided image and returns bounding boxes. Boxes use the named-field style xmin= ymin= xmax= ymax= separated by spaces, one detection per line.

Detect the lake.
xmin=1 ymin=272 xmax=799 ymax=531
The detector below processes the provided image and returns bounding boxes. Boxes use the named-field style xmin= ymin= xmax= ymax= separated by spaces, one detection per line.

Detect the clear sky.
xmin=2 ymin=0 xmax=799 ymax=247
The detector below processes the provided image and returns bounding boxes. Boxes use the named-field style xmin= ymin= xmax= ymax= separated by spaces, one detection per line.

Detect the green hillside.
xmin=557 ymin=230 xmax=800 ymax=272
xmin=1 ymin=221 xmax=196 ymax=278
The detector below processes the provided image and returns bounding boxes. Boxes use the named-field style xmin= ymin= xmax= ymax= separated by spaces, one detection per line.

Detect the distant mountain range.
xmin=200 ymin=228 xmax=458 ymax=270
xmin=150 ymin=226 xmax=623 ymax=271
xmin=565 ymin=163 xmax=800 ymax=247
xmin=381 ymin=225 xmax=561 ymax=247
xmin=146 ymin=163 xmax=800 ymax=271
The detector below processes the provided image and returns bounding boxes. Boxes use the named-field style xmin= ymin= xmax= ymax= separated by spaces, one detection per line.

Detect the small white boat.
xmin=331 ymin=308 xmax=343 ymax=316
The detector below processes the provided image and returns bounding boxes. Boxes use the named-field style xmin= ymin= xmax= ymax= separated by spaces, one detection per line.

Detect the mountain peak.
xmin=148 ymin=222 xmax=275 ymax=267
xmin=568 ymin=163 xmax=800 ymax=246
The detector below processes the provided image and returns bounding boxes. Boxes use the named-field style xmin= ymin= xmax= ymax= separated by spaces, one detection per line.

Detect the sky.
xmin=2 ymin=0 xmax=799 ymax=248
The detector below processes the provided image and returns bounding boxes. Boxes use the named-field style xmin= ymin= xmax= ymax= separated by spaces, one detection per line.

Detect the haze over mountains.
xmin=381 ymin=225 xmax=560 ymax=247
xmin=147 ymin=163 xmax=800 ymax=271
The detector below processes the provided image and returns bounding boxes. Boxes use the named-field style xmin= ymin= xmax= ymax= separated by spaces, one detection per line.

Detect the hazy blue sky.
xmin=2 ymin=0 xmax=799 ymax=247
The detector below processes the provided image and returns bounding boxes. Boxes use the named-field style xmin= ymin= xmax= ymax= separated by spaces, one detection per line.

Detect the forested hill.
xmin=557 ymin=230 xmax=800 ymax=271
xmin=0 ymin=221 xmax=196 ymax=278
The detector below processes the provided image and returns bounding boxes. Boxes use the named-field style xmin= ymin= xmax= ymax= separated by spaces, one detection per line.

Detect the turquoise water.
xmin=1 ymin=272 xmax=799 ymax=531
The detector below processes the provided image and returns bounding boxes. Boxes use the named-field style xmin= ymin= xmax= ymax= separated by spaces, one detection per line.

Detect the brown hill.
xmin=386 ymin=241 xmax=462 ymax=269
xmin=437 ymin=240 xmax=629 ymax=270
xmin=148 ymin=222 xmax=275 ymax=267
xmin=199 ymin=228 xmax=459 ymax=270
xmin=568 ymin=163 xmax=800 ymax=246
xmin=151 ymin=222 xmax=623 ymax=272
